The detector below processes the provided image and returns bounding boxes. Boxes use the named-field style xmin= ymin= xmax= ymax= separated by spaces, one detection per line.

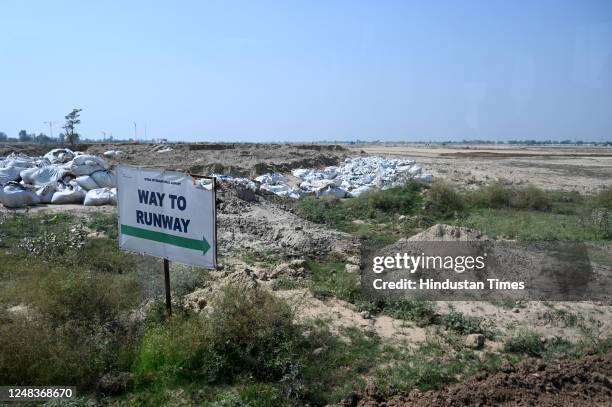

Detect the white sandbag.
xmin=20 ymin=165 xmax=67 ymax=186
xmin=83 ymin=188 xmax=114 ymax=206
xmin=35 ymin=184 xmax=58 ymax=204
xmin=90 ymin=170 xmax=116 ymax=188
xmin=3 ymin=154 xmax=41 ymax=169
xmin=349 ymin=185 xmax=372 ymax=197
xmin=415 ymin=173 xmax=433 ymax=183
xmin=255 ymin=173 xmax=287 ymax=185
xmin=316 ymin=185 xmax=349 ymax=198
xmin=408 ymin=165 xmax=422 ymax=175
xmin=50 ymin=184 xmax=85 ymax=204
xmin=103 ymin=150 xmax=123 ymax=158
xmin=75 ymin=175 xmax=100 ymax=191
xmin=0 ymin=166 xmax=21 ymax=185
xmin=291 ymin=168 xmax=311 ymax=178
xmin=158 ymin=147 xmax=173 ymax=154
xmin=0 ymin=182 xmax=40 ymax=208
xmin=67 ymin=154 xmax=109 ymax=176
xmin=110 ymin=188 xmax=117 ymax=205
xmin=43 ymin=148 xmax=75 ymax=164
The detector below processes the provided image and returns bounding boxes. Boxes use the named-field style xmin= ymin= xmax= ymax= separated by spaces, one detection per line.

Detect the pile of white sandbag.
xmin=0 ymin=148 xmax=117 ymax=208
xmin=292 ymin=156 xmax=433 ymax=197
xmin=219 ymin=156 xmax=433 ymax=199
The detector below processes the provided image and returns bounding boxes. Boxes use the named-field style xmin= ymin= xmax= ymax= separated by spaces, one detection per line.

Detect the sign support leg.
xmin=164 ymin=259 xmax=172 ymax=317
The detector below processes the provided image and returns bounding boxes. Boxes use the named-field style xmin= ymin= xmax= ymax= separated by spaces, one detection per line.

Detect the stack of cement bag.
xmin=0 ymin=148 xmax=117 ymax=208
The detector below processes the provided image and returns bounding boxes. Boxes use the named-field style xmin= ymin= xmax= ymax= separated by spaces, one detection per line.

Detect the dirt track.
xmin=334 ymin=351 xmax=612 ymax=407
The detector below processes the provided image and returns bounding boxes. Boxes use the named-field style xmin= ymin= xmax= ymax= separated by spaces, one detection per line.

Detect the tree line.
xmin=0 ymin=108 xmax=82 ymax=147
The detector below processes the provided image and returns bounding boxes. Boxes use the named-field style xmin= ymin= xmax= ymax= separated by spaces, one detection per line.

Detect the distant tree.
xmin=35 ymin=133 xmax=53 ymax=144
xmin=63 ymin=108 xmax=82 ymax=148
xmin=0 ymin=132 xmax=7 ymax=142
xmin=58 ymin=132 xmax=66 ymax=145
xmin=18 ymin=130 xmax=33 ymax=142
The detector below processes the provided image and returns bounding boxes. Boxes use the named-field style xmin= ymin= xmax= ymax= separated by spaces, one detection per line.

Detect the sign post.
xmin=163 ymin=258 xmax=172 ymax=316
xmin=116 ymin=165 xmax=217 ymax=317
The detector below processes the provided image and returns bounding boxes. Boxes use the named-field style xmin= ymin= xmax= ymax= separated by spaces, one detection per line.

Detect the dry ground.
xmin=353 ymin=144 xmax=612 ymax=193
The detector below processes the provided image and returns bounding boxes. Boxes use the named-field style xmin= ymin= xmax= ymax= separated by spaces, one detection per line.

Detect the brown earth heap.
xmin=333 ymin=351 xmax=612 ymax=407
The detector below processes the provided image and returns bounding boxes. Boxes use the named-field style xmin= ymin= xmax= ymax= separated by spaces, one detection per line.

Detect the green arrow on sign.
xmin=121 ymin=224 xmax=211 ymax=255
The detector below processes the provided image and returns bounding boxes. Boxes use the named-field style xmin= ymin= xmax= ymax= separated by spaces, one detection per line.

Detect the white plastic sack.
xmin=84 ymin=188 xmax=115 ymax=206
xmin=103 ymin=150 xmax=123 ymax=158
xmin=50 ymin=184 xmax=85 ymax=204
xmin=0 ymin=182 xmax=40 ymax=208
xmin=75 ymin=175 xmax=100 ymax=191
xmin=35 ymin=184 xmax=58 ymax=204
xmin=20 ymin=165 xmax=67 ymax=186
xmin=90 ymin=170 xmax=116 ymax=188
xmin=158 ymin=147 xmax=173 ymax=154
xmin=415 ymin=173 xmax=433 ymax=182
xmin=291 ymin=169 xmax=311 ymax=178
xmin=316 ymin=185 xmax=348 ymax=198
xmin=43 ymin=148 xmax=75 ymax=164
xmin=349 ymin=185 xmax=372 ymax=197
xmin=0 ymin=166 xmax=21 ymax=185
xmin=255 ymin=173 xmax=287 ymax=185
xmin=67 ymin=154 xmax=109 ymax=176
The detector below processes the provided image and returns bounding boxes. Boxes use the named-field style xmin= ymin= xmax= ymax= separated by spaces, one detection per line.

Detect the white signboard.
xmin=116 ymin=165 xmax=217 ymax=269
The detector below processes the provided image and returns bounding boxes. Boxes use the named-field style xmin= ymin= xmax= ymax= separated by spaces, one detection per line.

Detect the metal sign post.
xmin=163 ymin=258 xmax=172 ymax=316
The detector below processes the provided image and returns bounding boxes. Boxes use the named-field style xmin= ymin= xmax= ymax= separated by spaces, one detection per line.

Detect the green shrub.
xmin=298 ymin=196 xmax=343 ymax=224
xmin=77 ymin=238 xmax=136 ymax=274
xmin=308 ymin=261 xmax=359 ymax=302
xmin=594 ymin=186 xmax=612 ymax=209
xmin=440 ymin=311 xmax=494 ymax=338
xmin=469 ymin=183 xmax=551 ymax=211
xmin=385 ymin=300 xmax=438 ymax=326
xmin=134 ymin=286 xmax=303 ymax=386
xmin=33 ymin=271 xmax=139 ymax=325
xmin=87 ymin=212 xmax=119 ymax=239
xmin=511 ymin=185 xmax=551 ymax=210
xmin=503 ymin=330 xmax=545 ymax=357
xmin=364 ymin=182 xmax=422 ymax=215
xmin=424 ymin=180 xmax=464 ymax=218
xmin=0 ymin=318 xmax=98 ymax=387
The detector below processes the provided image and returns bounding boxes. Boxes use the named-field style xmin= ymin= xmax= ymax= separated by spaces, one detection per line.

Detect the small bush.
xmin=511 ymin=185 xmax=551 ymax=210
xmin=87 ymin=212 xmax=119 ymax=239
xmin=364 ymin=182 xmax=422 ymax=215
xmin=134 ymin=286 xmax=303 ymax=386
xmin=299 ymin=196 xmax=343 ymax=225
xmin=594 ymin=186 xmax=612 ymax=209
xmin=385 ymin=300 xmax=438 ymax=326
xmin=424 ymin=181 xmax=464 ymax=218
xmin=469 ymin=183 xmax=551 ymax=211
xmin=308 ymin=261 xmax=359 ymax=302
xmin=441 ymin=312 xmax=481 ymax=334
xmin=34 ymin=271 xmax=139 ymax=325
xmin=503 ymin=330 xmax=545 ymax=357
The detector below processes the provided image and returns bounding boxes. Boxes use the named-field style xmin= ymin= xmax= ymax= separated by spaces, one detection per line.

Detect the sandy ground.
xmin=353 ymin=144 xmax=612 ymax=193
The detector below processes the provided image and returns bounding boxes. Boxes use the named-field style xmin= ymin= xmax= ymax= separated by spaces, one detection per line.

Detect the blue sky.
xmin=1 ymin=0 xmax=611 ymax=142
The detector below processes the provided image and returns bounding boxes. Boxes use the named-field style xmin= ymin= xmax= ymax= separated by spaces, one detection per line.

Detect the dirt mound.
xmin=216 ymin=184 xmax=358 ymax=260
xmin=81 ymin=142 xmax=350 ymax=178
xmin=407 ymin=224 xmax=488 ymax=241
xmin=333 ymin=352 xmax=612 ymax=407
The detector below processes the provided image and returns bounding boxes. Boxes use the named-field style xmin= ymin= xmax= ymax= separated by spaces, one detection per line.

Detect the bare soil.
xmin=333 ymin=351 xmax=612 ymax=407
xmin=354 ymin=144 xmax=612 ymax=193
